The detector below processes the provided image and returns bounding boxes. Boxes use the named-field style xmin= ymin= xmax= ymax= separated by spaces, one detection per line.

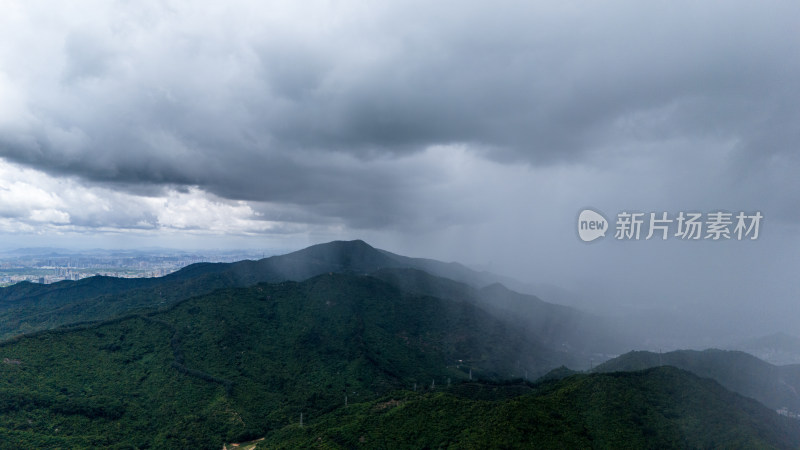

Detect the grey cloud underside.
xmin=1 ymin=0 xmax=798 ymax=229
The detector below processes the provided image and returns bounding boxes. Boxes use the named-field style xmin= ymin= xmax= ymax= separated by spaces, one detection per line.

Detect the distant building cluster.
xmin=0 ymin=268 xmax=175 ymax=286
xmin=0 ymin=250 xmax=265 ymax=287
xmin=777 ymin=407 xmax=799 ymax=419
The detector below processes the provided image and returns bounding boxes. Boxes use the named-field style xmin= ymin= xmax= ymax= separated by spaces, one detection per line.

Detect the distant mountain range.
xmin=594 ymin=349 xmax=800 ymax=413
xmin=729 ymin=332 xmax=800 ymax=365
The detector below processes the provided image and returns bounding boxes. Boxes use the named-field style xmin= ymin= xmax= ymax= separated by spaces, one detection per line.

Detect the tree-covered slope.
xmin=1 ymin=273 xmax=797 ymax=448
xmin=0 ymin=273 xmax=557 ymax=448
xmin=372 ymin=267 xmax=626 ymax=359
xmin=0 ymin=270 xmax=243 ymax=340
xmin=258 ymin=367 xmax=800 ymax=449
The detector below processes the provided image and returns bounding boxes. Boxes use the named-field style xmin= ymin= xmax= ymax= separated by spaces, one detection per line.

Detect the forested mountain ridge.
xmin=595 ymin=349 xmax=800 ymax=412
xmin=0 ymin=241 xmax=613 ymax=359
xmin=257 ymin=366 xmax=800 ymax=449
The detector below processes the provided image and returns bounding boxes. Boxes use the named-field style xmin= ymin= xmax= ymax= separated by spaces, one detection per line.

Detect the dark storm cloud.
xmin=0 ymin=0 xmax=798 ymax=229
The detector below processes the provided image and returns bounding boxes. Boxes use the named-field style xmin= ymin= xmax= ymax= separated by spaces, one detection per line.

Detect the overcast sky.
xmin=0 ymin=0 xmax=798 ymax=340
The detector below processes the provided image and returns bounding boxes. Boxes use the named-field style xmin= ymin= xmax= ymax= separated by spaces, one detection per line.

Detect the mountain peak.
xmin=331 ymin=239 xmax=375 ymax=250
xmin=298 ymin=239 xmax=378 ymax=255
